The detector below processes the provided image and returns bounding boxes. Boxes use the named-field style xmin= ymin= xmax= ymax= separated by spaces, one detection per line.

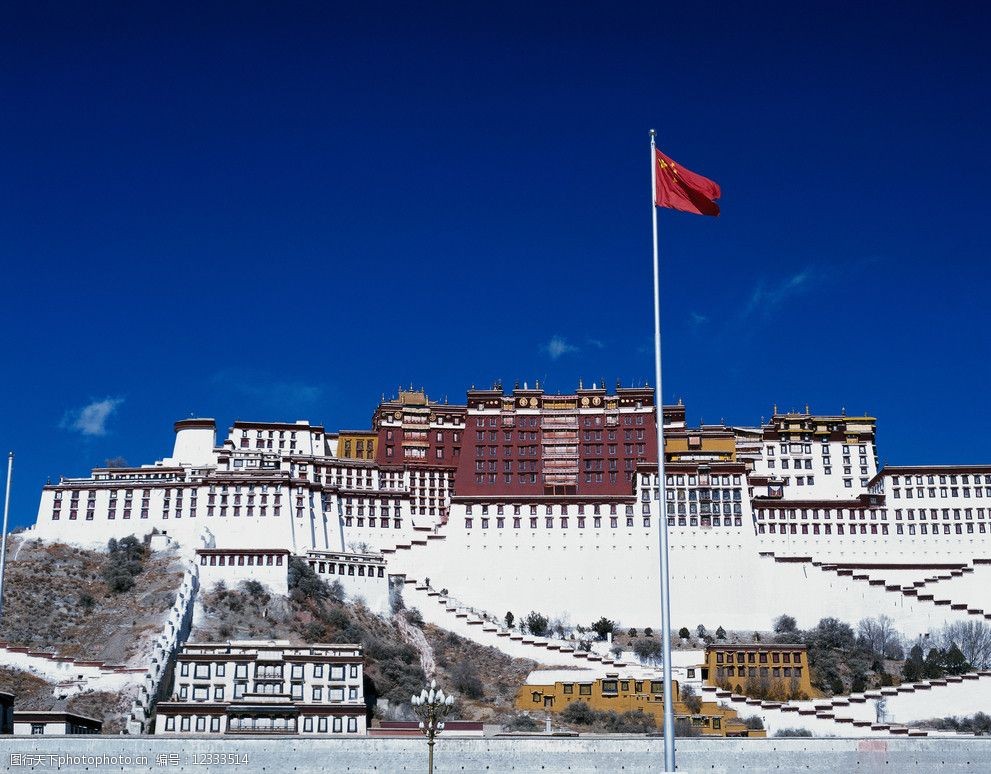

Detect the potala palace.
xmin=28 ymin=384 xmax=991 ymax=639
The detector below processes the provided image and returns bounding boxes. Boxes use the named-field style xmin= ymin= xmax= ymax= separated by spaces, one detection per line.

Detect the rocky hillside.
xmin=0 ymin=535 xmax=185 ymax=664
xmin=0 ymin=666 xmax=137 ymax=734
xmin=423 ymin=623 xmax=537 ymax=722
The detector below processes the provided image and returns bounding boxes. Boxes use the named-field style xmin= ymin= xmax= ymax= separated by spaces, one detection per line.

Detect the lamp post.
xmin=410 ymin=679 xmax=455 ymax=774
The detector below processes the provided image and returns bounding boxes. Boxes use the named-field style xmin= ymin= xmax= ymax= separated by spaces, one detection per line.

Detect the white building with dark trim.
xmin=154 ymin=641 xmax=366 ymax=736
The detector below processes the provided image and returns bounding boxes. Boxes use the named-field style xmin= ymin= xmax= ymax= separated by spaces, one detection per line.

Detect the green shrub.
xmin=450 ymin=661 xmax=483 ymax=699
xmin=774 ymin=615 xmax=798 ymax=634
xmin=590 ymin=617 xmax=616 ymax=640
xmin=680 ymin=684 xmax=702 ymax=714
xmin=102 ymin=535 xmax=147 ymax=593
xmin=633 ymin=638 xmax=663 ymax=661
xmin=524 ymin=612 xmax=549 ymax=637
xmin=605 ymin=710 xmax=657 ymax=733
xmin=561 ymin=701 xmax=597 ymax=725
xmin=241 ymin=580 xmax=266 ymax=597
xmin=505 ymin=713 xmax=541 ymax=732
xmin=774 ymin=727 xmax=813 ymax=737
xmin=288 ymin=557 xmax=327 ymax=602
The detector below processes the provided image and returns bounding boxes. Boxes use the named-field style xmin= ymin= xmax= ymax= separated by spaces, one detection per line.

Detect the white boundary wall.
xmin=2 ymin=736 xmax=990 ymax=772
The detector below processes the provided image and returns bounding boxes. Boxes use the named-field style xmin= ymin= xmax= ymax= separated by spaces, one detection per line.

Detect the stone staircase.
xmin=813 ymin=561 xmax=991 ymax=621
xmin=702 ymin=670 xmax=991 ymax=737
xmin=389 ymin=571 xmax=663 ymax=672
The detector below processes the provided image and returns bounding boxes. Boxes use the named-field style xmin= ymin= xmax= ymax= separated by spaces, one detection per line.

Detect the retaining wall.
xmin=2 ymin=736 xmax=991 ymax=772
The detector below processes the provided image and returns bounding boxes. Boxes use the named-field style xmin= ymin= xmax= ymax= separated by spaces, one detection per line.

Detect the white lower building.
xmin=154 ymin=641 xmax=366 ymax=736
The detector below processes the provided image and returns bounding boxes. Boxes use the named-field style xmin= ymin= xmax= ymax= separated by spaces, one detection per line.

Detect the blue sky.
xmin=1 ymin=2 xmax=989 ymax=529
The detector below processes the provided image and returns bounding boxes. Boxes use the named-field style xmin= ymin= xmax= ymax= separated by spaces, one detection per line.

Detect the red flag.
xmin=654 ymin=149 xmax=721 ymax=216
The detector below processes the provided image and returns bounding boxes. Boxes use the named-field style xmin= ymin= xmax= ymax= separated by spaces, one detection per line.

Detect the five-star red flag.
xmin=654 ymin=149 xmax=721 ymax=216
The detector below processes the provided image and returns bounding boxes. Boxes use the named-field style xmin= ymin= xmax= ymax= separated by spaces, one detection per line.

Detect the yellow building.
xmin=704 ymin=643 xmax=815 ymax=700
xmin=336 ymin=430 xmax=377 ymax=461
xmin=664 ymin=428 xmax=737 ymax=463
xmin=514 ymin=671 xmax=765 ymax=737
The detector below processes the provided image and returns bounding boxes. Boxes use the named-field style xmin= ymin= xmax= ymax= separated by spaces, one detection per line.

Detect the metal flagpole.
xmin=649 ymin=129 xmax=676 ymax=771
xmin=0 ymin=452 xmax=13 ymax=623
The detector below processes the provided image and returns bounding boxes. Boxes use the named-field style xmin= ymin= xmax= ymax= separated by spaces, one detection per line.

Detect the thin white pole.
xmin=649 ymin=129 xmax=676 ymax=771
xmin=0 ymin=452 xmax=13 ymax=623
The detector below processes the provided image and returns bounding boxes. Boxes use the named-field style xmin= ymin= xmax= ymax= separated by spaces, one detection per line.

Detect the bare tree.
xmin=874 ymin=697 xmax=887 ymax=723
xmin=941 ymin=621 xmax=991 ymax=669
xmin=858 ymin=615 xmax=899 ymax=658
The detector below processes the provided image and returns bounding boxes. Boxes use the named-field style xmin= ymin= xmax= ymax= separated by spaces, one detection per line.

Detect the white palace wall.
xmin=387 ymin=517 xmax=664 ymax=628
xmin=387 ymin=516 xmax=982 ymax=636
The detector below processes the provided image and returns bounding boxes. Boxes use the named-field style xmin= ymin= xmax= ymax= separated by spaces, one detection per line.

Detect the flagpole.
xmin=0 ymin=452 xmax=13 ymax=624
xmin=649 ymin=129 xmax=676 ymax=771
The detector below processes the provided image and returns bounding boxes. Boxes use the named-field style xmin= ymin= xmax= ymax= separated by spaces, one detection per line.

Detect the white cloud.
xmin=542 ymin=336 xmax=579 ymax=360
xmin=744 ymin=270 xmax=813 ymax=318
xmin=61 ymin=397 xmax=124 ymax=436
xmin=690 ymin=312 xmax=708 ymax=326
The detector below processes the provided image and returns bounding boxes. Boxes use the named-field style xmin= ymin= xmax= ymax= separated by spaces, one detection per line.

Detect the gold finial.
xmin=805 ymin=403 xmax=810 ymax=415
xmin=773 ymin=403 xmax=778 ymax=415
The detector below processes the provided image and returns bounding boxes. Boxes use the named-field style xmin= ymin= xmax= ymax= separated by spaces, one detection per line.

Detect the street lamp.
xmin=410 ymin=679 xmax=455 ymax=774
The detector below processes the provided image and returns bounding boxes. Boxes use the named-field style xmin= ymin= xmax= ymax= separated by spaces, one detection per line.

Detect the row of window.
xmin=162 ymin=714 xmax=360 ymax=733
xmin=757 ymin=508 xmax=883 ymax=520
xmin=179 ymin=683 xmax=361 ymax=703
xmin=894 ymin=508 xmax=989 ymax=520
xmin=465 ymin=515 xmax=652 ymax=530
xmin=664 ymin=488 xmax=743 ymax=502
xmin=716 ymin=666 xmax=802 ymax=679
xmin=664 ymin=474 xmax=742 ymax=487
xmin=892 ymin=487 xmax=989 ymax=499
xmin=668 ymin=516 xmax=743 ymax=528
xmin=311 ymin=561 xmax=385 ymax=578
xmin=891 ymin=473 xmax=991 ymax=486
xmin=342 ymin=516 xmax=403 ymax=529
xmin=178 ymin=662 xmax=359 ymax=681
xmin=714 ymin=651 xmax=802 ymax=664
xmin=767 ymin=442 xmax=868 ymax=455
xmin=756 ymin=522 xmax=987 ymax=536
xmin=758 ymin=523 xmax=890 ymax=535
xmin=199 ymin=554 xmax=284 ymax=567
xmin=467 ymin=503 xmax=630 ymax=516
xmin=667 ymin=502 xmax=743 ymax=516
xmin=475 ymin=414 xmax=648 ymax=429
